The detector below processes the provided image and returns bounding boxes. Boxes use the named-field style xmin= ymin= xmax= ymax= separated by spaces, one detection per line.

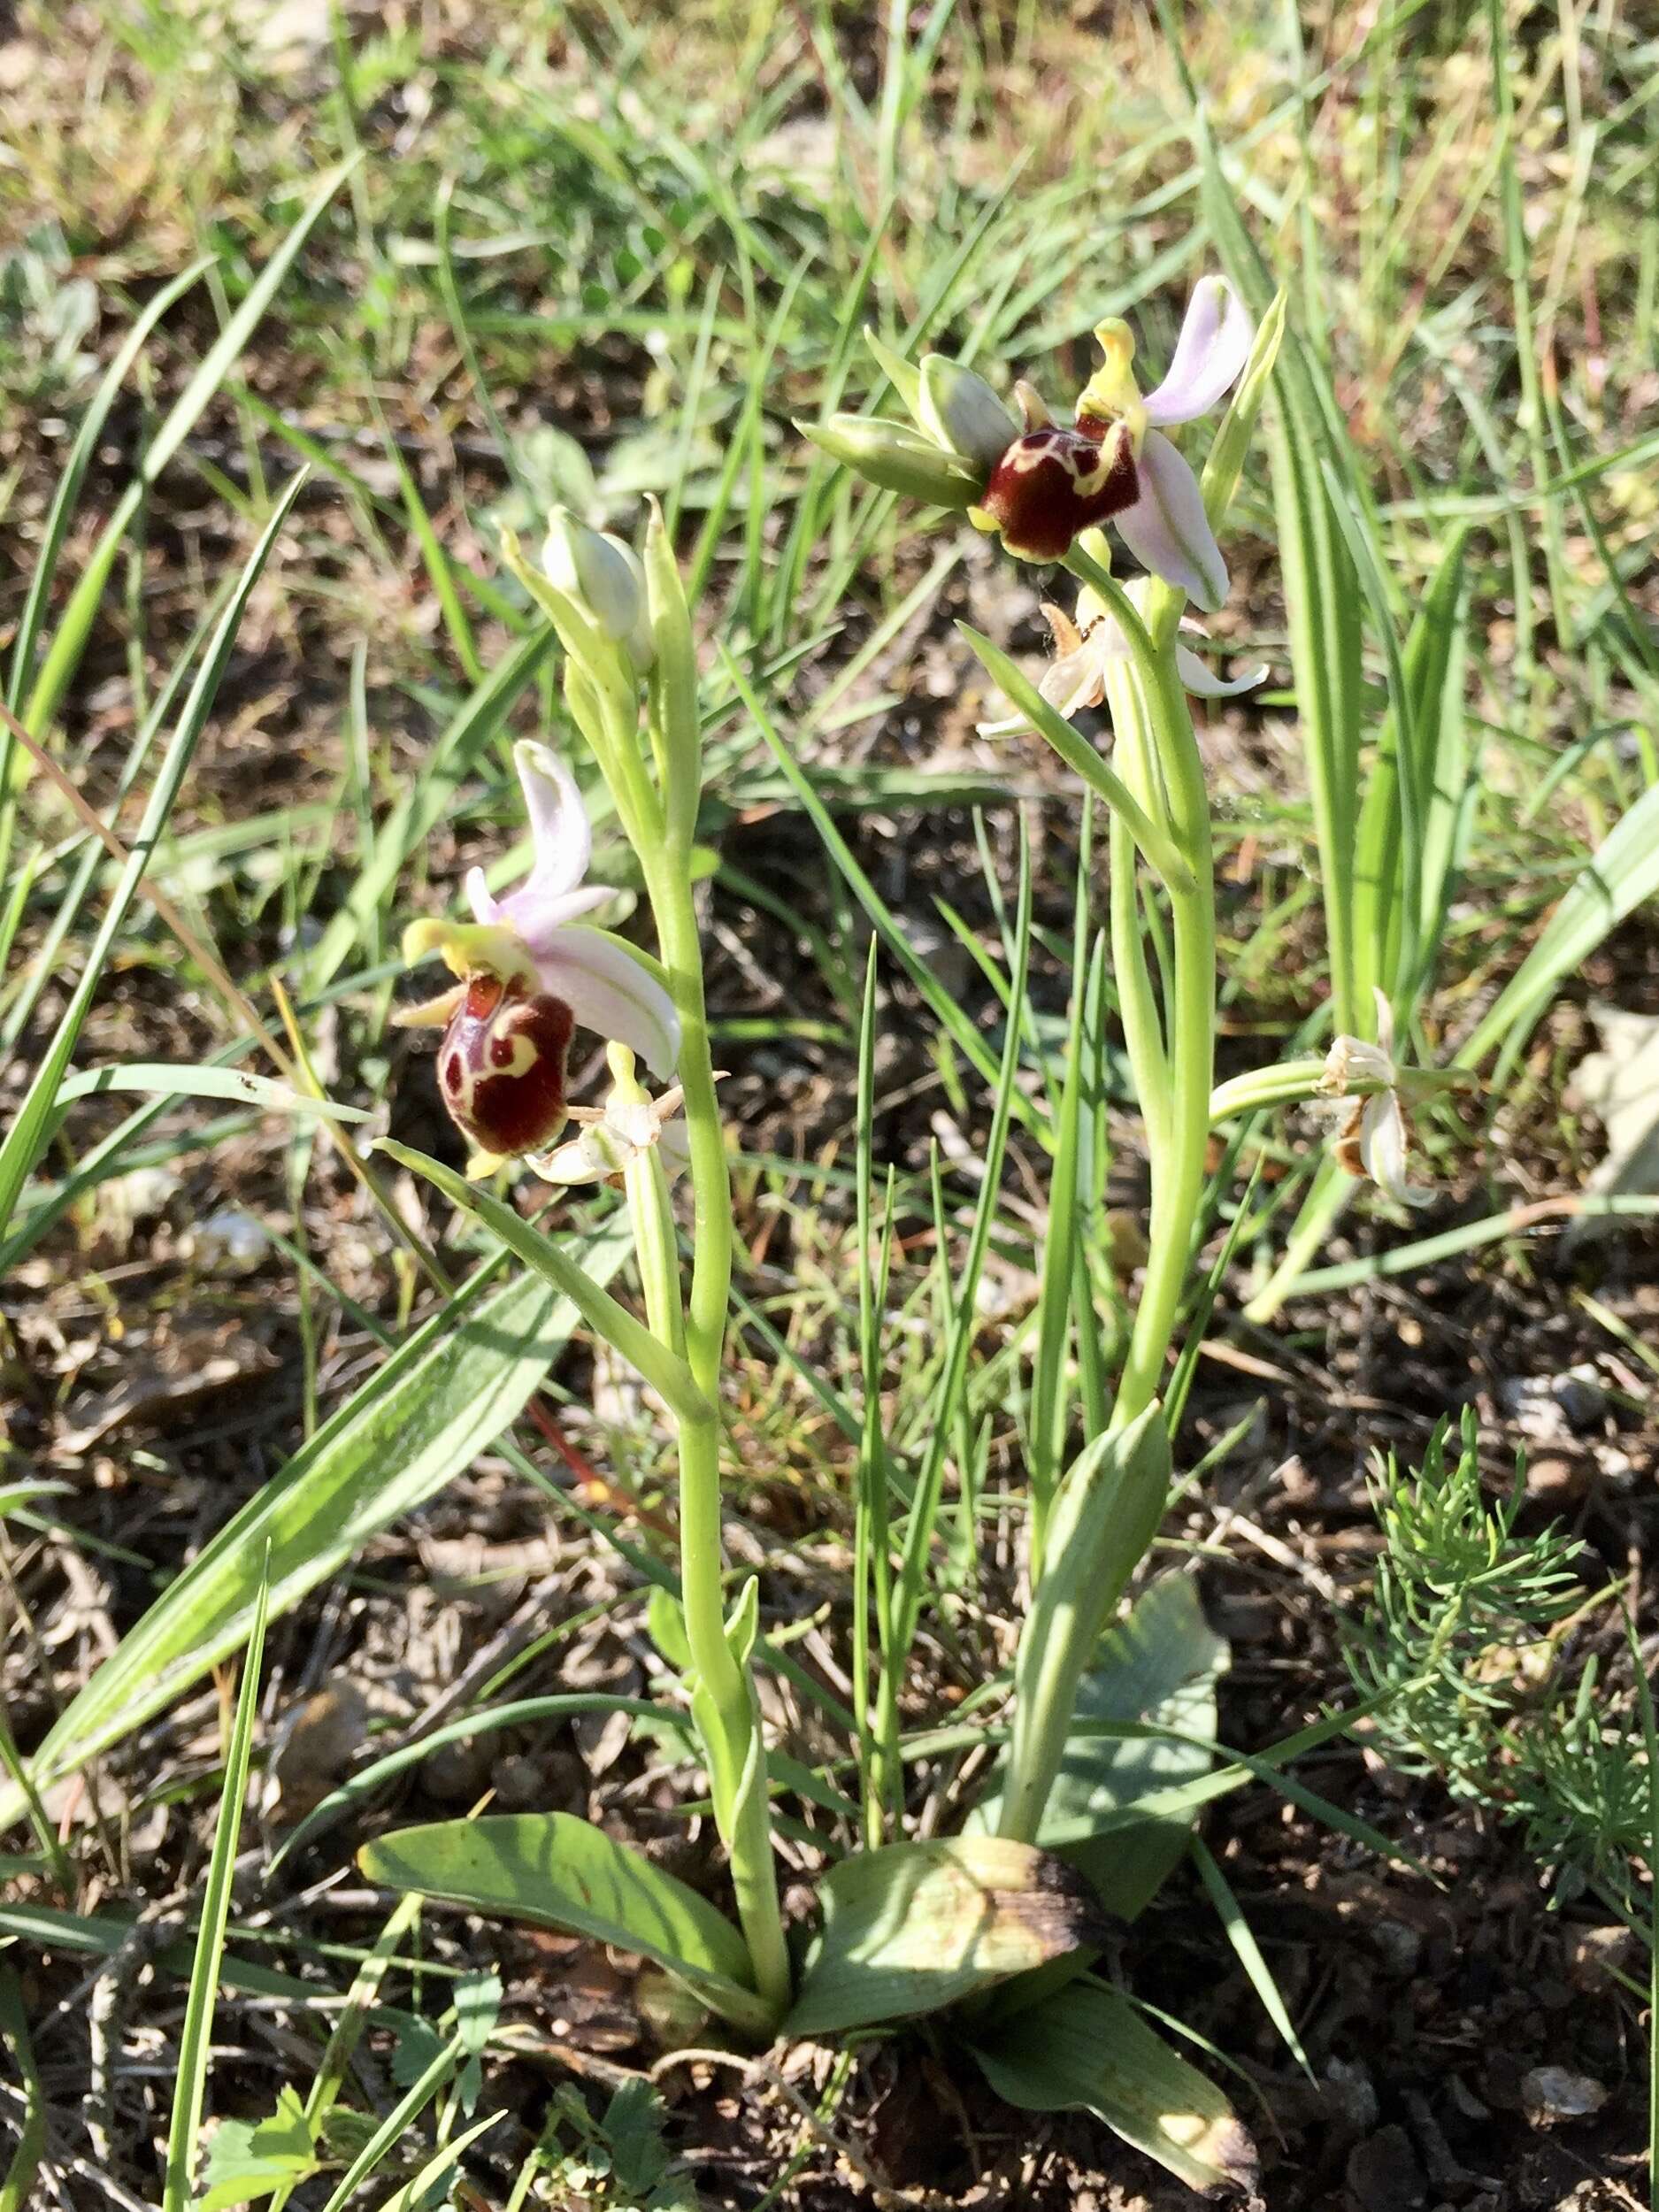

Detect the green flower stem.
xmin=1063 ymin=549 xmax=1217 ymax=1432
xmin=497 ymin=546 xmax=790 ymax=2016
xmin=649 ymin=874 xmax=791 ymax=2017
xmin=1209 ymin=1056 xmax=1366 ymax=1121
xmin=550 ymin=597 xmax=788 ymax=2022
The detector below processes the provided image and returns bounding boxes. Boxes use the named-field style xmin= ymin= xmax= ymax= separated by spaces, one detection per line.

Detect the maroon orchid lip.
xmin=978 ymin=423 xmax=1139 ymax=564
xmin=438 ymin=971 xmax=575 ymax=1158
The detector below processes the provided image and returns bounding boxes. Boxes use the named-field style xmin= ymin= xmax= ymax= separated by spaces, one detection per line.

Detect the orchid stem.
xmin=1060 ymin=548 xmax=1217 ymax=1435
xmin=627 ymin=705 xmax=793 ymax=2024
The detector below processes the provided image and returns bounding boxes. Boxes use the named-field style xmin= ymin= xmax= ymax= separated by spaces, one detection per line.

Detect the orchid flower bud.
xmin=542 ymin=510 xmax=655 ymax=670
xmin=916 ymin=356 xmax=1019 ymax=470
xmin=799 ymin=414 xmax=985 ymax=508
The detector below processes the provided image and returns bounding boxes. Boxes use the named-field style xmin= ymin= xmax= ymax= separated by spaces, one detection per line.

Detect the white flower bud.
xmin=541 ymin=510 xmax=653 ymax=666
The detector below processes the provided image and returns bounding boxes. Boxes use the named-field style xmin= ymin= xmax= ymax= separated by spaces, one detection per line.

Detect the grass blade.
xmin=161 ymin=1559 xmax=271 ymax=2212
xmin=0 ymin=472 xmax=308 ymax=1238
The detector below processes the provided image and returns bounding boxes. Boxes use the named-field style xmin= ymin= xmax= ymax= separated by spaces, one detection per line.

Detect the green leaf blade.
xmin=971 ymin=1979 xmax=1257 ymax=2197
xmin=785 ymin=1837 xmax=1105 ymax=2039
xmin=358 ymin=1813 xmax=773 ymax=2037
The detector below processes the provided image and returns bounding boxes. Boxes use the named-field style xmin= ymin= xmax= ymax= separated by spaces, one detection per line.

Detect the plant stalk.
xmin=640 ymin=787 xmax=792 ymax=2021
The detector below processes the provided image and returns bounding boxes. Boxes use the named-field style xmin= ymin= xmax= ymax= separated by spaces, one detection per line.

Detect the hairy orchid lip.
xmin=437 ymin=972 xmax=575 ymax=1159
xmin=976 ymin=424 xmax=1140 ymax=564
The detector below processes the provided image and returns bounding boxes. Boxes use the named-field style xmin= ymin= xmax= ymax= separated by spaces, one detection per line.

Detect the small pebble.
xmin=1519 ymin=2065 xmax=1607 ymax=2127
xmin=183 ymin=1209 xmax=272 ymax=1275
xmin=420 ymin=1736 xmax=492 ymax=1802
xmin=491 ymin=1753 xmax=546 ymax=1809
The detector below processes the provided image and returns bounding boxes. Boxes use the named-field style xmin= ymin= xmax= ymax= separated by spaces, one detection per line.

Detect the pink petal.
xmin=470 ymin=743 xmax=610 ymax=944
xmin=1141 ymin=276 xmax=1255 ymax=427
xmin=534 ymin=926 xmax=681 ymax=1078
xmin=517 ymin=741 xmax=590 ymax=902
xmin=1113 ymin=432 xmax=1229 ymax=612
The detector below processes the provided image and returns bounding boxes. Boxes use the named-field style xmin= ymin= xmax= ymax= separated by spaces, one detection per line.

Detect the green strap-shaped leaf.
xmin=162 ymin=1566 xmax=270 ymax=2212
xmin=358 ymin=1813 xmax=773 ymax=2038
xmin=970 ymin=1978 xmax=1258 ymax=2197
xmin=0 ymin=1236 xmax=627 ymax=1834
xmin=785 ymin=1837 xmax=1105 ymax=2039
xmin=998 ymin=1406 xmax=1172 ymax=1847
xmin=972 ymin=1574 xmax=1227 ymax=1922
xmin=52 ymin=1063 xmax=368 ymax=1120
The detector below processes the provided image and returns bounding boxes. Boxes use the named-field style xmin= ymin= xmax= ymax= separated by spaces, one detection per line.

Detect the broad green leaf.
xmin=162 ymin=1563 xmax=270 ymax=2212
xmin=358 ymin=1813 xmax=773 ymax=2037
xmin=973 ymin=1575 xmax=1227 ymax=1920
xmin=196 ymin=2089 xmax=320 ymax=2212
xmin=970 ymin=1978 xmax=1257 ymax=2197
xmin=1455 ymin=782 xmax=1659 ymax=1079
xmin=0 ymin=1236 xmax=626 ymax=1833
xmin=785 ymin=1837 xmax=1105 ymax=2039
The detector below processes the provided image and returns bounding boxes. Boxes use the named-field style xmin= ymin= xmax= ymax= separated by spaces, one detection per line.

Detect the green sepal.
xmin=861 ymin=327 xmax=925 ymax=419
xmin=917 ymin=354 xmax=1018 ymax=468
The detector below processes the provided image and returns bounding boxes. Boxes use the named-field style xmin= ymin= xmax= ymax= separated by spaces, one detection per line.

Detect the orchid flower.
xmin=968 ymin=280 xmax=1254 ymax=592
xmin=1036 ymin=577 xmax=1268 ymax=720
xmin=806 ymin=275 xmax=1255 ymax=607
xmin=975 ymin=278 xmax=1255 ymax=603
xmin=1073 ymin=277 xmax=1255 ymax=609
xmin=1318 ymin=992 xmax=1435 ymax=1210
xmin=398 ymin=741 xmax=680 ymax=1170
xmin=535 ymin=1084 xmax=691 ymax=1187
